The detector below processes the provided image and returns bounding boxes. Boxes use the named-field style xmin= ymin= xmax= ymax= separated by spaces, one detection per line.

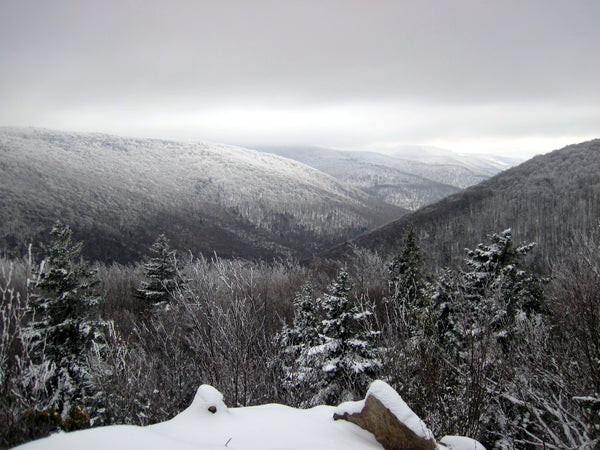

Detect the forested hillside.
xmin=0 ymin=128 xmax=403 ymax=263
xmin=331 ymin=139 xmax=600 ymax=268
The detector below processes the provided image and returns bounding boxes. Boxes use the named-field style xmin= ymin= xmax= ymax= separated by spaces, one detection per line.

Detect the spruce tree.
xmin=278 ymin=282 xmax=320 ymax=359
xmin=386 ymin=227 xmax=425 ymax=335
xmin=308 ymin=271 xmax=381 ymax=405
xmin=389 ymin=228 xmax=423 ymax=304
xmin=24 ymin=221 xmax=105 ymax=424
xmin=462 ymin=228 xmax=544 ymax=342
xmin=276 ymin=282 xmax=321 ymax=403
xmin=137 ymin=234 xmax=183 ymax=309
xmin=430 ymin=229 xmax=545 ymax=360
xmin=426 ymin=229 xmax=547 ymax=441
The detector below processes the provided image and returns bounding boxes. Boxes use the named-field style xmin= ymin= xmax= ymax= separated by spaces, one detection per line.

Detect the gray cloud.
xmin=0 ymin=0 xmax=598 ymax=155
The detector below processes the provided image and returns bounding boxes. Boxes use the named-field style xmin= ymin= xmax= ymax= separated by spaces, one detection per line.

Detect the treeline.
xmin=1 ymin=223 xmax=599 ymax=449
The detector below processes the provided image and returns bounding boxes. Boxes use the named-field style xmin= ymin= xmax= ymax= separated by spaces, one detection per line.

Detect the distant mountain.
xmin=367 ymin=145 xmax=522 ymax=187
xmin=257 ymin=146 xmax=521 ymax=210
xmin=0 ymin=128 xmax=404 ymax=263
xmin=325 ymin=139 xmax=600 ymax=269
xmin=373 ymin=144 xmax=521 ymax=178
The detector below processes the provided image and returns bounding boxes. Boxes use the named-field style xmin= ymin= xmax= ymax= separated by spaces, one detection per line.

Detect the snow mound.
xmin=189 ymin=384 xmax=228 ymax=415
xmin=439 ymin=435 xmax=487 ymax=450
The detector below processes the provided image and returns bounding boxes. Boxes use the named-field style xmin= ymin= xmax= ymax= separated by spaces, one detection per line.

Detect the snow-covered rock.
xmin=334 ymin=381 xmax=487 ymax=450
xmin=365 ymin=380 xmax=434 ymax=441
xmin=334 ymin=380 xmax=436 ymax=450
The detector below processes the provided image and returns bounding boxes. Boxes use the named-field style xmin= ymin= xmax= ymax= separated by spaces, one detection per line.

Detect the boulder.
xmin=333 ymin=380 xmax=437 ymax=450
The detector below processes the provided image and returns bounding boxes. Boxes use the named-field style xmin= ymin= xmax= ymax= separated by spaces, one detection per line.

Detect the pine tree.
xmin=308 ymin=271 xmax=381 ymax=405
xmin=429 ymin=267 xmax=463 ymax=348
xmin=389 ymin=228 xmax=423 ymax=305
xmin=462 ymin=228 xmax=544 ymax=343
xmin=431 ymin=229 xmax=546 ymax=367
xmin=137 ymin=234 xmax=183 ymax=309
xmin=276 ymin=282 xmax=322 ymax=404
xmin=386 ymin=227 xmax=425 ymax=336
xmin=426 ymin=229 xmax=547 ymax=441
xmin=278 ymin=283 xmax=320 ymax=358
xmin=24 ymin=222 xmax=106 ymax=424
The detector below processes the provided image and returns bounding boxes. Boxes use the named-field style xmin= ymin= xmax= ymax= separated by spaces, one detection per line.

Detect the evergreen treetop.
xmin=137 ymin=233 xmax=184 ymax=308
xmin=388 ymin=227 xmax=423 ymax=305
xmin=312 ymin=270 xmax=381 ymax=405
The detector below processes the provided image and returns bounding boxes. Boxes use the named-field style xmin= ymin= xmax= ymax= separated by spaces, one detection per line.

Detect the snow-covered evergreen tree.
xmin=386 ymin=227 xmax=426 ymax=337
xmin=276 ymin=282 xmax=322 ymax=404
xmin=461 ymin=228 xmax=544 ymax=345
xmin=278 ymin=283 xmax=320 ymax=361
xmin=308 ymin=271 xmax=381 ymax=406
xmin=425 ymin=229 xmax=548 ymax=442
xmin=388 ymin=228 xmax=423 ymax=306
xmin=24 ymin=222 xmax=106 ymax=425
xmin=137 ymin=234 xmax=183 ymax=309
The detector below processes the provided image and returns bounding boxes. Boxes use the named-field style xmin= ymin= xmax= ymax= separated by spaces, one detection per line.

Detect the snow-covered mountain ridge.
xmin=0 ymin=127 xmax=403 ymax=262
xmin=370 ymin=144 xmax=520 ymax=175
xmin=256 ymin=146 xmax=522 ymax=210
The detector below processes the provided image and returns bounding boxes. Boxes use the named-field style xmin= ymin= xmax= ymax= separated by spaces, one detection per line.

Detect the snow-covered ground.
xmin=16 ymin=383 xmax=485 ymax=450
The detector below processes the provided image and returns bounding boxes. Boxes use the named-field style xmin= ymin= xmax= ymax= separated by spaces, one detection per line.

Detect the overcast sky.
xmin=1 ymin=0 xmax=598 ymax=157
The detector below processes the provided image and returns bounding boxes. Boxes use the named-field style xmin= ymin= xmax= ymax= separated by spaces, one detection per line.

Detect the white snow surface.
xmin=439 ymin=435 xmax=487 ymax=450
xmin=16 ymin=385 xmax=381 ymax=450
xmin=336 ymin=380 xmax=434 ymax=442
xmin=16 ymin=383 xmax=485 ymax=450
xmin=189 ymin=384 xmax=228 ymax=415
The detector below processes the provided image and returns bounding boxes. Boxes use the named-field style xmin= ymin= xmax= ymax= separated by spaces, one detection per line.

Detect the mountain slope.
xmin=0 ymin=128 xmax=404 ymax=263
xmin=258 ymin=146 xmax=520 ymax=210
xmin=326 ymin=139 xmax=600 ymax=268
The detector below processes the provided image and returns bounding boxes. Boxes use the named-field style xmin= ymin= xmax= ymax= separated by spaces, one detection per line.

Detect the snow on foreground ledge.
xmin=438 ymin=436 xmax=487 ymax=450
xmin=16 ymin=383 xmax=486 ymax=450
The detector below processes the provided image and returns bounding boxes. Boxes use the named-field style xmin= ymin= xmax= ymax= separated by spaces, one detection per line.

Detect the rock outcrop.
xmin=334 ymin=380 xmax=437 ymax=450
